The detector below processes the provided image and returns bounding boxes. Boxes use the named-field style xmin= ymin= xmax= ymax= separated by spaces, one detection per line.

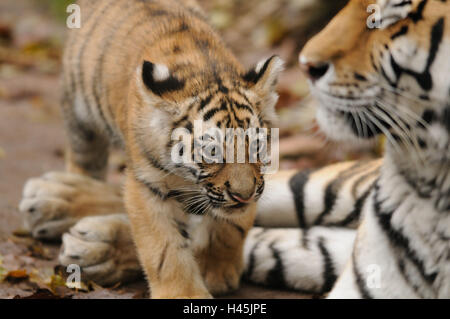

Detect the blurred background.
xmin=0 ymin=0 xmax=381 ymax=299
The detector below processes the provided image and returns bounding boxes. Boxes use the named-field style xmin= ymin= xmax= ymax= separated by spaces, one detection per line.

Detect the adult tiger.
xmin=246 ymin=0 xmax=450 ymax=298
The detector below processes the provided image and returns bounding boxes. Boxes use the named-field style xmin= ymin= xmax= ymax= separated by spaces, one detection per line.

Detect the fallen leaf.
xmin=0 ymin=23 xmax=13 ymax=43
xmin=28 ymin=242 xmax=54 ymax=260
xmin=12 ymin=229 xmax=31 ymax=238
xmin=0 ymin=255 xmax=6 ymax=282
xmin=5 ymin=269 xmax=29 ymax=283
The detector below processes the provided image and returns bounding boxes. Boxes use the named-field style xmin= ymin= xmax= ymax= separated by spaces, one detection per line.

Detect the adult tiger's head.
xmin=300 ymin=0 xmax=450 ymax=160
xmin=131 ymin=54 xmax=283 ymax=216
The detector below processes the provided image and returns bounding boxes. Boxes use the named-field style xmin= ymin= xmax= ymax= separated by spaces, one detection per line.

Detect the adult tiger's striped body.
xmin=244 ymin=159 xmax=381 ymax=294
xmin=19 ymin=0 xmax=284 ymax=298
xmin=246 ymin=0 xmax=450 ymax=298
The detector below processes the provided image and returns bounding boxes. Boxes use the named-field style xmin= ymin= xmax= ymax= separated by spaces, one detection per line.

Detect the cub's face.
xmin=299 ymin=0 xmax=450 ymax=157
xmin=132 ymin=56 xmax=283 ymax=217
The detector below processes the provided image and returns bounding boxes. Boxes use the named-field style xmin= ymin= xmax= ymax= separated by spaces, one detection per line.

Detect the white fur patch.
xmin=152 ymin=64 xmax=170 ymax=81
xmin=255 ymin=179 xmax=297 ymax=227
xmin=299 ymin=54 xmax=308 ymax=65
xmin=255 ymin=59 xmax=266 ymax=74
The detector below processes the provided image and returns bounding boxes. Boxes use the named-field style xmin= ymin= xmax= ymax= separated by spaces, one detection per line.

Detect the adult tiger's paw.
xmin=59 ymin=214 xmax=142 ymax=286
xmin=19 ymin=172 xmax=124 ymax=239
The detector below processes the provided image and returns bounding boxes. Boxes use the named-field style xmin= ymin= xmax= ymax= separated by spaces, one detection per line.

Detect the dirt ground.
xmin=0 ymin=0 xmax=376 ymax=299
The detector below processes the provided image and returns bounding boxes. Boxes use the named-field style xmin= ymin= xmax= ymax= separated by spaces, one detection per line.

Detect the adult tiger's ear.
xmin=243 ymin=56 xmax=284 ymax=125
xmin=243 ymin=55 xmax=284 ymax=93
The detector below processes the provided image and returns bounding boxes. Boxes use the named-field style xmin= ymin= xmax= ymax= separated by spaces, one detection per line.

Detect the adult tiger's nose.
xmin=299 ymin=55 xmax=330 ymax=82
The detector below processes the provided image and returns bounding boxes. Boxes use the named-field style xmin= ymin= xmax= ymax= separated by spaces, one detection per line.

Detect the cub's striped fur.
xmin=20 ymin=0 xmax=284 ymax=298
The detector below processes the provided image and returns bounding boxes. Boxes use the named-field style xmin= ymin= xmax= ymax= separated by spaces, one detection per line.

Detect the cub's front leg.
xmin=196 ymin=209 xmax=256 ymax=296
xmin=124 ymin=173 xmax=211 ymax=299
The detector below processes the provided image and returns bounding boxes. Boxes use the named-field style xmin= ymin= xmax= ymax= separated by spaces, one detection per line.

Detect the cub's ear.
xmin=243 ymin=56 xmax=284 ymax=125
xmin=242 ymin=55 xmax=284 ymax=93
xmin=141 ymin=61 xmax=185 ymax=96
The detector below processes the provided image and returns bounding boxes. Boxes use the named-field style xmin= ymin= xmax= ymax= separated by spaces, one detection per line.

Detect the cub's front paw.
xmin=203 ymin=261 xmax=242 ymax=296
xmin=19 ymin=172 xmax=124 ymax=239
xmin=59 ymin=214 xmax=141 ymax=286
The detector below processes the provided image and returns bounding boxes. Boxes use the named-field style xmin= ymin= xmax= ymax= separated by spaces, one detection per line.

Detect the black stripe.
xmin=76 ymin=1 xmax=115 ymax=128
xmin=175 ymin=220 xmax=190 ymax=240
xmin=352 ymin=251 xmax=373 ymax=299
xmin=134 ymin=129 xmax=172 ymax=174
xmin=391 ymin=25 xmax=409 ymax=39
xmin=93 ymin=1 xmax=143 ymax=137
xmin=314 ymin=162 xmax=369 ymax=225
xmin=172 ymin=114 xmax=189 ymax=128
xmin=354 ymin=72 xmax=367 ymax=81
xmin=329 ymin=169 xmax=379 ymax=227
xmin=351 ymin=167 xmax=380 ymax=197
xmin=138 ymin=178 xmax=170 ymax=200
xmin=157 ymin=243 xmax=169 ymax=279
xmin=184 ymin=121 xmax=193 ymax=133
xmin=244 ymin=241 xmax=261 ymax=280
xmin=265 ymin=242 xmax=287 ymax=288
xmin=226 ymin=220 xmax=245 ymax=238
xmin=289 ymin=170 xmax=312 ymax=228
xmin=233 ymin=102 xmax=254 ymax=115
xmin=392 ymin=0 xmax=412 ymax=7
xmin=203 ymin=101 xmax=228 ymax=121
xmin=333 ymin=185 xmax=374 ymax=227
xmin=65 ymin=0 xmax=99 ymax=105
xmin=373 ymin=182 xmax=438 ymax=285
xmin=203 ymin=107 xmax=221 ymax=122
xmin=408 ymin=0 xmax=428 ymax=23
xmin=236 ymin=90 xmax=254 ymax=108
xmin=198 ymin=95 xmax=213 ymax=111
xmin=243 ymin=55 xmax=277 ymax=84
xmin=318 ymin=237 xmax=337 ymax=293
xmin=301 ymin=228 xmax=309 ymax=248
xmin=388 ymin=17 xmax=444 ymax=92
xmin=442 ymin=105 xmax=450 ymax=132
xmin=397 ymin=258 xmax=425 ymax=297
xmin=425 ymin=17 xmax=444 ymax=71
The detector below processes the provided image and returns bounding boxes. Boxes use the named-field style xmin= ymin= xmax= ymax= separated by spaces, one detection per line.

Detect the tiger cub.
xmin=19 ymin=0 xmax=283 ymax=298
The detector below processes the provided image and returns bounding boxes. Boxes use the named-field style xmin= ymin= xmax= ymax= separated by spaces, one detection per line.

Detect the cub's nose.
xmin=228 ymin=192 xmax=255 ymax=204
xmin=299 ymin=55 xmax=330 ymax=82
xmin=225 ymin=180 xmax=256 ymax=204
